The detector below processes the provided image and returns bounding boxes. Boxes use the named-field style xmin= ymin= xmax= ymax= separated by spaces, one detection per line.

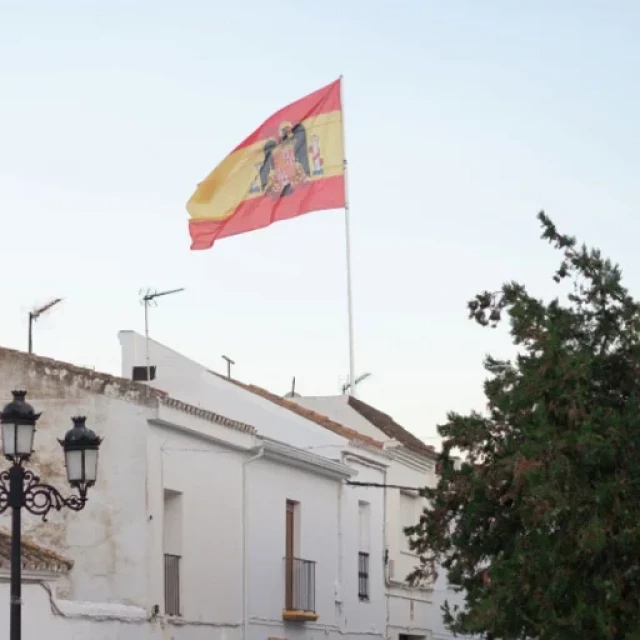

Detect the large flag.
xmin=187 ymin=79 xmax=345 ymax=250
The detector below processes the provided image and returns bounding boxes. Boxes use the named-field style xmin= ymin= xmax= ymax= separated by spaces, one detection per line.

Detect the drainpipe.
xmin=242 ymin=445 xmax=264 ymax=640
xmin=337 ymin=451 xmax=346 ymax=632
xmin=158 ymin=443 xmax=166 ymax=615
xmin=382 ymin=465 xmax=390 ymax=640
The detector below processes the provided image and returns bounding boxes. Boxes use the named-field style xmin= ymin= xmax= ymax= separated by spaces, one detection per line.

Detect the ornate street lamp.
xmin=0 ymin=391 xmax=102 ymax=640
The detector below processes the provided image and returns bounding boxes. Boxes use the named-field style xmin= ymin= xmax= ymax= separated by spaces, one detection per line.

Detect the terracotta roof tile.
xmin=0 ymin=530 xmax=72 ymax=573
xmin=347 ymin=396 xmax=438 ymax=460
xmin=214 ymin=375 xmax=384 ymax=449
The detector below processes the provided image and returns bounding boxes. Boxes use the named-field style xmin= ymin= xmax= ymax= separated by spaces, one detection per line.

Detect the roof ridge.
xmin=347 ymin=395 xmax=438 ymax=459
xmin=211 ymin=373 xmax=384 ymax=449
xmin=245 ymin=383 xmax=384 ymax=448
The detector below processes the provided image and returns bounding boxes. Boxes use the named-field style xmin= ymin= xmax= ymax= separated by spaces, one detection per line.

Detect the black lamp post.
xmin=0 ymin=391 xmax=102 ymax=640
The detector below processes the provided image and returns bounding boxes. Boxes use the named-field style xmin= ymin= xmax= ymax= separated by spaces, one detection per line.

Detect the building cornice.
xmin=160 ymin=396 xmax=256 ymax=434
xmin=0 ymin=568 xmax=63 ymax=582
xmin=389 ymin=445 xmax=436 ymax=472
xmin=348 ymin=440 xmax=393 ymax=461
xmin=343 ymin=449 xmax=390 ymax=471
xmin=148 ymin=418 xmax=256 ymax=453
xmin=261 ymin=439 xmax=354 ymax=480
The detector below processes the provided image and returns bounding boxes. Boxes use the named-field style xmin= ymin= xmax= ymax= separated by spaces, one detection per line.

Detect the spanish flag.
xmin=187 ymin=79 xmax=345 ymax=250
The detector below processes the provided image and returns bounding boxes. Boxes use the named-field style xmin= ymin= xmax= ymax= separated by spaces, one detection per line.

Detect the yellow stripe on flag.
xmin=187 ymin=111 xmax=344 ymax=222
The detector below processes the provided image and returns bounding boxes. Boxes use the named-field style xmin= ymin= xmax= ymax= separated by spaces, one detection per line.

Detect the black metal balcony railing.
xmin=284 ymin=556 xmax=316 ymax=612
xmin=164 ymin=553 xmax=181 ymax=616
xmin=358 ymin=552 xmax=370 ymax=600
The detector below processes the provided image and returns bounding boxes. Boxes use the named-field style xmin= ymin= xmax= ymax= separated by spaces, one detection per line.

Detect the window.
xmin=358 ymin=501 xmax=370 ymax=600
xmin=286 ymin=500 xmax=297 ymax=559
xmin=164 ymin=553 xmax=181 ymax=616
xmin=285 ymin=500 xmax=296 ymax=608
xmin=358 ymin=501 xmax=371 ymax=551
xmin=358 ymin=551 xmax=370 ymax=600
xmin=400 ymin=491 xmax=418 ymax=552
xmin=283 ymin=500 xmax=316 ymax=617
xmin=132 ymin=365 xmax=156 ymax=381
xmin=163 ymin=489 xmax=183 ymax=616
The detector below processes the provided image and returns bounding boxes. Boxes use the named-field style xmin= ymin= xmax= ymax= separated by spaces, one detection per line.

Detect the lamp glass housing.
xmin=0 ymin=390 xmax=40 ymax=461
xmin=2 ymin=421 xmax=35 ymax=460
xmin=64 ymin=446 xmax=99 ymax=487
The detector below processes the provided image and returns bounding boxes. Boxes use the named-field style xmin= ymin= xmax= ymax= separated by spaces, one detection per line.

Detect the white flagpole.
xmin=339 ymin=75 xmax=357 ymax=397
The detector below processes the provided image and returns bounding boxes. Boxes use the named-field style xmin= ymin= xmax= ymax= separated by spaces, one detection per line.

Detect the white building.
xmin=119 ymin=329 xmax=390 ymax=640
xmin=117 ymin=330 xmax=468 ymax=640
xmin=0 ymin=341 xmax=388 ymax=640
xmin=291 ymin=394 xmax=467 ymax=640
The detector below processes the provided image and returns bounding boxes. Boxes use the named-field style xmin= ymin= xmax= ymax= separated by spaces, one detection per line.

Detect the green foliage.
xmin=406 ymin=212 xmax=640 ymax=639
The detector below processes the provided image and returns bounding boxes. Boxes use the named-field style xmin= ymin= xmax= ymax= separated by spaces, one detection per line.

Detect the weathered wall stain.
xmin=0 ymin=346 xmax=163 ymax=408
xmin=0 ymin=347 xmax=157 ymax=607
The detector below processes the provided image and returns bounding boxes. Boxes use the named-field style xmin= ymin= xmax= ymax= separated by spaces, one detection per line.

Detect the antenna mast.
xmin=222 ymin=355 xmax=235 ymax=379
xmin=140 ymin=287 xmax=185 ymax=382
xmin=28 ymin=298 xmax=63 ymax=355
xmin=342 ymin=372 xmax=372 ymax=395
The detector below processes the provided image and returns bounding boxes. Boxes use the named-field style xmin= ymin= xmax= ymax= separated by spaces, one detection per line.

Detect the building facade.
xmin=293 ymin=394 xmax=467 ymax=640
xmin=119 ymin=329 xmax=390 ymax=640
xmin=0 ymin=341 xmax=388 ymax=640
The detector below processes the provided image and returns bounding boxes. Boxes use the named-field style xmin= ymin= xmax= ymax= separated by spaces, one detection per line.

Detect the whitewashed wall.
xmin=339 ymin=455 xmax=386 ymax=640
xmin=384 ymin=450 xmax=435 ymax=640
xmin=146 ymin=417 xmax=253 ymax=633
xmin=291 ymin=395 xmax=466 ymax=640
xmin=119 ymin=331 xmax=347 ymax=457
xmin=0 ymin=340 xmax=394 ymax=640
xmin=120 ymin=331 xmax=391 ymax=640
xmin=0 ymin=347 xmax=155 ymax=608
xmin=246 ymin=452 xmax=343 ymax=639
xmin=0 ymin=347 xmax=257 ymax=640
xmin=0 ymin=579 xmax=243 ymax=640
xmin=0 ymin=581 xmax=146 ymax=640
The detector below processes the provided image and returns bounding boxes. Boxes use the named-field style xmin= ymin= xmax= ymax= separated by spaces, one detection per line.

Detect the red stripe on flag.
xmin=232 ymin=79 xmax=341 ymax=152
xmin=189 ymin=176 xmax=345 ymax=250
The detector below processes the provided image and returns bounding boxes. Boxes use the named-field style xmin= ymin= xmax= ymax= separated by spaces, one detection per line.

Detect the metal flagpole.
xmin=339 ymin=75 xmax=357 ymax=397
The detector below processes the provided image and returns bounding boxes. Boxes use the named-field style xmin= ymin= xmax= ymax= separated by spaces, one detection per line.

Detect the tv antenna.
xmin=342 ymin=372 xmax=372 ymax=395
xmin=222 ymin=355 xmax=235 ymax=379
xmin=28 ymin=298 xmax=63 ymax=354
xmin=139 ymin=287 xmax=185 ymax=382
xmin=283 ymin=376 xmax=300 ymax=399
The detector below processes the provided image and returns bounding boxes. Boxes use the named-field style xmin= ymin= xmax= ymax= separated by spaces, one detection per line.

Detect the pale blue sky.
xmin=2 ymin=1 xmax=640 ymax=444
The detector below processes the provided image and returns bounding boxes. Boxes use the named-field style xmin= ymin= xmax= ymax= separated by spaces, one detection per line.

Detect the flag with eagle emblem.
xmin=186 ymin=79 xmax=345 ymax=250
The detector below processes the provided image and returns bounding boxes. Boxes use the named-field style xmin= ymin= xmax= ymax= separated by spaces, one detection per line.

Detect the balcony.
xmin=164 ymin=553 xmax=181 ymax=616
xmin=283 ymin=557 xmax=318 ymax=621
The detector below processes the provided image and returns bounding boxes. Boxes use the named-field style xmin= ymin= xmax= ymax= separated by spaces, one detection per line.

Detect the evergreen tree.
xmin=407 ymin=213 xmax=640 ymax=640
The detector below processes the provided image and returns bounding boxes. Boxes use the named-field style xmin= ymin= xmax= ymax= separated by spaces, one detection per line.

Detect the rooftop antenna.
xmin=283 ymin=376 xmax=299 ymax=398
xmin=139 ymin=287 xmax=185 ymax=382
xmin=222 ymin=355 xmax=235 ymax=379
xmin=28 ymin=298 xmax=63 ymax=354
xmin=342 ymin=372 xmax=372 ymax=395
